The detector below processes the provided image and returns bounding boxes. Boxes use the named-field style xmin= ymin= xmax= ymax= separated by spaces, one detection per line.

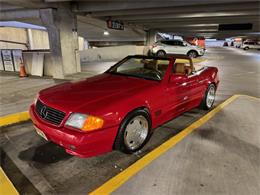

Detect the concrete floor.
xmin=0 ymin=47 xmax=259 ymax=194
xmin=0 ymin=74 xmax=60 ymax=116
xmin=114 ymin=96 xmax=260 ymax=195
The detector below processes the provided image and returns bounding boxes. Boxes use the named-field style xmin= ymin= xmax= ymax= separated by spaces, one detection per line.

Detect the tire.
xmin=244 ymin=47 xmax=249 ymax=50
xmin=199 ymin=84 xmax=216 ymax=110
xmin=156 ymin=50 xmax=166 ymax=57
xmin=114 ymin=109 xmax=152 ymax=153
xmin=187 ymin=50 xmax=198 ymax=58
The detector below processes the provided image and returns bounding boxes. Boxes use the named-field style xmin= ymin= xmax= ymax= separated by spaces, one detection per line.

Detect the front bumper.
xmin=29 ymin=105 xmax=118 ymax=158
xmin=198 ymin=49 xmax=205 ymax=56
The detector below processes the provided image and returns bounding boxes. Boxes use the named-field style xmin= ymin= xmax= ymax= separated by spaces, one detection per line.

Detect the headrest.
xmin=175 ymin=63 xmax=185 ymax=74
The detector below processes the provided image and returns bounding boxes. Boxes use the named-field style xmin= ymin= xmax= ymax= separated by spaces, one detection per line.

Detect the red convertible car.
xmin=29 ymin=55 xmax=219 ymax=158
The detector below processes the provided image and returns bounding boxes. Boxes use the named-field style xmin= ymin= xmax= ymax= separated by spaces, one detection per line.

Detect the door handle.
xmin=183 ymin=96 xmax=188 ymax=100
xmin=176 ymin=82 xmax=187 ymax=86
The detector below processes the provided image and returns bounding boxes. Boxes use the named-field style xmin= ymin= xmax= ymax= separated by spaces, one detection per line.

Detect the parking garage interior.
xmin=0 ymin=0 xmax=260 ymax=195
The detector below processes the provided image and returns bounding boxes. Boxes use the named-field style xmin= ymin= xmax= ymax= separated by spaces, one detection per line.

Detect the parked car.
xmin=30 ymin=55 xmax=219 ymax=158
xmin=241 ymin=41 xmax=260 ymax=50
xmin=151 ymin=40 xmax=205 ymax=58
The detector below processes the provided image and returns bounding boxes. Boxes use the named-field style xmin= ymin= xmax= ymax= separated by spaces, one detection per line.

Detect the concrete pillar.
xmin=146 ymin=29 xmax=157 ymax=46
xmin=40 ymin=7 xmax=80 ymax=79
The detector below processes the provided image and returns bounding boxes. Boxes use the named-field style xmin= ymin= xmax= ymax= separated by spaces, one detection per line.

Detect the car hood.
xmin=38 ymin=73 xmax=155 ymax=113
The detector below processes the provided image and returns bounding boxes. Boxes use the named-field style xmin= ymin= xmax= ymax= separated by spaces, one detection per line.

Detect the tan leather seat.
xmin=175 ymin=63 xmax=185 ymax=75
xmin=185 ymin=66 xmax=192 ymax=75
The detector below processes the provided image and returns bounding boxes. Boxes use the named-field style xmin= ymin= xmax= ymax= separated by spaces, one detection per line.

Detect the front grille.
xmin=36 ymin=100 xmax=66 ymax=126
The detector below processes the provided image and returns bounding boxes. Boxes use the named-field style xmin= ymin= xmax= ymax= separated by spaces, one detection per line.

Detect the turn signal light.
xmin=82 ymin=116 xmax=104 ymax=131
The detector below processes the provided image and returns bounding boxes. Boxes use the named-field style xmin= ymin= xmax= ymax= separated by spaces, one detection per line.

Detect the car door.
xmin=165 ymin=60 xmax=190 ymax=116
xmin=167 ymin=40 xmax=183 ymax=54
xmin=177 ymin=41 xmax=189 ymax=55
xmin=184 ymin=61 xmax=205 ymax=108
xmin=166 ymin=74 xmax=189 ymax=117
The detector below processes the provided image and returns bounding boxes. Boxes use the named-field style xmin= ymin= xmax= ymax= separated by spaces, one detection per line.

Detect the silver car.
xmin=151 ymin=40 xmax=205 ymax=58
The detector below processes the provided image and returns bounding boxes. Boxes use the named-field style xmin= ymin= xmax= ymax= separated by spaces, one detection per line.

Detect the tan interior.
xmin=175 ymin=63 xmax=186 ymax=75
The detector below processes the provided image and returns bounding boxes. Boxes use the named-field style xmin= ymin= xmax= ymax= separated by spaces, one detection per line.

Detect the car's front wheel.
xmin=244 ymin=47 xmax=249 ymax=50
xmin=200 ymin=84 xmax=216 ymax=110
xmin=114 ymin=109 xmax=152 ymax=153
xmin=187 ymin=50 xmax=198 ymax=58
xmin=156 ymin=50 xmax=166 ymax=57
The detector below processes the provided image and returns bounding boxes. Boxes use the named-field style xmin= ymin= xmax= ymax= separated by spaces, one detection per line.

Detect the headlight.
xmin=65 ymin=113 xmax=104 ymax=131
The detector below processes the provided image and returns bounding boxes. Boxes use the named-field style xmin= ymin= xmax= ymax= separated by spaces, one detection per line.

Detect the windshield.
xmin=107 ymin=57 xmax=170 ymax=81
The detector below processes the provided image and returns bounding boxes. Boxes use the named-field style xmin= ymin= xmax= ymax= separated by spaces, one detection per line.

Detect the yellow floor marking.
xmin=0 ymin=167 xmax=19 ymax=195
xmin=192 ymin=58 xmax=206 ymax=63
xmin=90 ymin=94 xmax=242 ymax=195
xmin=0 ymin=111 xmax=30 ymax=127
xmin=240 ymin=94 xmax=260 ymax=101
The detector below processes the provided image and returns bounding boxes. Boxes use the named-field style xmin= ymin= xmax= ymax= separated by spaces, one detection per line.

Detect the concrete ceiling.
xmin=0 ymin=0 xmax=259 ymax=40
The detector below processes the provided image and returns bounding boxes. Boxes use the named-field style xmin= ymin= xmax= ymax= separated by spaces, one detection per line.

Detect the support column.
xmin=146 ymin=29 xmax=157 ymax=46
xmin=40 ymin=6 xmax=80 ymax=79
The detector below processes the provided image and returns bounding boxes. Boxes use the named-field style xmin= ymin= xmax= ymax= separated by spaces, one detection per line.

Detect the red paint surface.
xmin=29 ymin=56 xmax=219 ymax=158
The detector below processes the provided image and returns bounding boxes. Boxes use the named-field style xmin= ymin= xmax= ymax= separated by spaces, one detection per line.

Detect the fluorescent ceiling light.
xmin=103 ymin=30 xmax=109 ymax=35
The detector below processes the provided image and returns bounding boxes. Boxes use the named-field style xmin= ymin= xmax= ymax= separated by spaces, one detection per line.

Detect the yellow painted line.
xmin=0 ymin=167 xmax=19 ymax=195
xmin=192 ymin=58 xmax=206 ymax=63
xmin=239 ymin=94 xmax=260 ymax=101
xmin=0 ymin=111 xmax=30 ymax=127
xmin=90 ymin=94 xmax=242 ymax=195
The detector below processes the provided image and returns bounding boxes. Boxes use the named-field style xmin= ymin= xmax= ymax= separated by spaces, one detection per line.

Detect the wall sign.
xmin=2 ymin=50 xmax=14 ymax=71
xmin=107 ymin=20 xmax=124 ymax=30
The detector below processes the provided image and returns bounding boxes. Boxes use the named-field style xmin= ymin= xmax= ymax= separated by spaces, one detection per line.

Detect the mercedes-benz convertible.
xmin=29 ymin=55 xmax=219 ymax=158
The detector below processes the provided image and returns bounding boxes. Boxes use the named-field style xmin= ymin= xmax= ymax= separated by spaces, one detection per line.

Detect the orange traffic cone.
xmin=19 ymin=58 xmax=27 ymax=77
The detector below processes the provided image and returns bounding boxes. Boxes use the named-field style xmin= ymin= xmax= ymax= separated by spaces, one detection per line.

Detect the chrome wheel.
xmin=124 ymin=115 xmax=149 ymax=150
xmin=157 ymin=51 xmax=166 ymax=57
xmin=206 ymin=85 xmax=215 ymax=108
xmin=188 ymin=51 xmax=197 ymax=58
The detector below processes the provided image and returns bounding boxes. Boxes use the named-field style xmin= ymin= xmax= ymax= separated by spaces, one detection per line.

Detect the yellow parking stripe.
xmin=0 ymin=167 xmax=19 ymax=195
xmin=0 ymin=111 xmax=30 ymax=127
xmin=90 ymin=94 xmax=245 ymax=195
xmin=240 ymin=94 xmax=260 ymax=101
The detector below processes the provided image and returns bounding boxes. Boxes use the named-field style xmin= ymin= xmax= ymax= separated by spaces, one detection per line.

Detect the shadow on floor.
xmin=18 ymin=142 xmax=72 ymax=164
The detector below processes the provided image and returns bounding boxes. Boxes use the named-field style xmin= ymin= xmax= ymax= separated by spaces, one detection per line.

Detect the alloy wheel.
xmin=124 ymin=115 xmax=149 ymax=150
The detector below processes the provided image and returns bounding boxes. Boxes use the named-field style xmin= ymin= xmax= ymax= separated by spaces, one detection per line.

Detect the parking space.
xmin=112 ymin=95 xmax=260 ymax=195
xmin=0 ymin=47 xmax=259 ymax=194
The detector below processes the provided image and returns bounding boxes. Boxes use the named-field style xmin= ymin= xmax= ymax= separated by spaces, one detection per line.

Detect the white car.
xmin=241 ymin=41 xmax=260 ymax=50
xmin=151 ymin=40 xmax=205 ymax=58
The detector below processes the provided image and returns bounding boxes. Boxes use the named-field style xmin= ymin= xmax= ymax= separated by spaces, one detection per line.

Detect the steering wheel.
xmin=150 ymin=70 xmax=162 ymax=80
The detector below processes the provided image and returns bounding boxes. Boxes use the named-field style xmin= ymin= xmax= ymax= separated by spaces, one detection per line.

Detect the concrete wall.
xmin=80 ymin=45 xmax=145 ymax=62
xmin=0 ymin=27 xmax=28 ymax=50
xmin=28 ymin=29 xmax=50 ymax=50
xmin=0 ymin=27 xmax=50 ymax=50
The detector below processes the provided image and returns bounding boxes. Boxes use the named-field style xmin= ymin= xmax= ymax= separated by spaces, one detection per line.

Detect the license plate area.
xmin=34 ymin=126 xmax=48 ymax=141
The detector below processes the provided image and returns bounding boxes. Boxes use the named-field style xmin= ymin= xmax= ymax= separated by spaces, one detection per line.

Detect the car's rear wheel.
xmin=244 ymin=47 xmax=249 ymax=50
xmin=156 ymin=50 xmax=166 ymax=57
xmin=114 ymin=109 xmax=152 ymax=153
xmin=187 ymin=50 xmax=198 ymax=58
xmin=200 ymin=84 xmax=216 ymax=110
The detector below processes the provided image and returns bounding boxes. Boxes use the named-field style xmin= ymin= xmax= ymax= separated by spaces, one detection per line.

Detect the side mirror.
xmin=169 ymin=74 xmax=187 ymax=84
xmin=183 ymin=43 xmax=187 ymax=46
